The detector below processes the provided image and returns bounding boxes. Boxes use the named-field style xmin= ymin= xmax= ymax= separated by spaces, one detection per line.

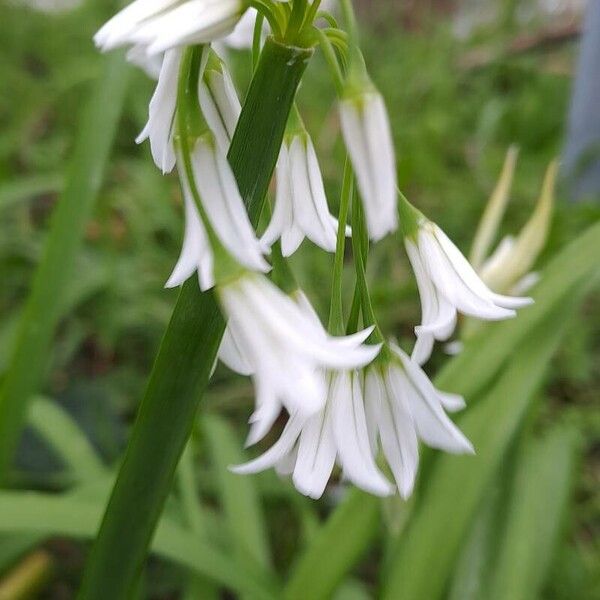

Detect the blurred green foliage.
xmin=0 ymin=1 xmax=598 ymax=598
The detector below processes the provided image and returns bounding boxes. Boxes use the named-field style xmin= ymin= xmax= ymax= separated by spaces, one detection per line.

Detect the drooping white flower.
xmin=339 ymin=90 xmax=397 ymax=241
xmin=198 ymin=53 xmax=241 ymax=154
xmin=94 ymin=0 xmax=247 ymax=56
xmin=232 ymin=371 xmax=394 ymax=499
xmin=166 ymin=137 xmax=270 ymax=290
xmin=406 ymin=220 xmax=533 ymax=366
xmin=364 ymin=344 xmax=473 ymax=497
xmin=217 ymin=274 xmax=382 ymax=445
xmin=136 ymin=48 xmax=182 ymax=174
xmin=262 ymin=133 xmax=344 ymax=256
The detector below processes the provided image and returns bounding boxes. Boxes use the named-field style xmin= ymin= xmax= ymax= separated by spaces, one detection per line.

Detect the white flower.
xmin=94 ymin=0 xmax=246 ymax=56
xmin=166 ymin=137 xmax=270 ymax=290
xmin=232 ymin=343 xmax=471 ymax=500
xmin=217 ymin=274 xmax=382 ymax=445
xmin=262 ymin=134 xmax=345 ymax=256
xmin=198 ymin=55 xmax=241 ymax=154
xmin=364 ymin=345 xmax=473 ymax=498
xmin=136 ymin=48 xmax=182 ymax=174
xmin=232 ymin=371 xmax=394 ymax=499
xmin=339 ymin=91 xmax=397 ymax=241
xmin=406 ymin=221 xmax=533 ymax=365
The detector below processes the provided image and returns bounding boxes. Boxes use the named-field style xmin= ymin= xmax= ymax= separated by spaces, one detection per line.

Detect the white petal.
xmin=165 ymin=186 xmax=212 ymax=289
xmin=290 ymin=136 xmax=338 ymax=253
xmin=365 ymin=369 xmax=419 ymax=498
xmin=231 ymin=413 xmax=303 ymax=475
xmin=419 ymin=227 xmax=516 ymax=320
xmin=391 ymin=346 xmax=474 ymax=454
xmin=136 ymin=47 xmax=181 ymax=174
xmin=218 ymin=326 xmax=253 ymax=375
xmin=293 ymin=407 xmax=337 ymax=499
xmin=192 ymin=139 xmax=270 ymax=273
xmin=332 ymin=373 xmax=393 ymax=496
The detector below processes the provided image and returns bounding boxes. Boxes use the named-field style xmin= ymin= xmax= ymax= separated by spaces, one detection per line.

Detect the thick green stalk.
xmin=0 ymin=52 xmax=130 ymax=480
xmin=77 ymin=38 xmax=312 ymax=600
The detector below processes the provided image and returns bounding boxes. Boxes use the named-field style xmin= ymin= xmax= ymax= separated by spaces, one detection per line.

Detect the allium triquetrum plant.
xmin=79 ymin=0 xmax=535 ymax=596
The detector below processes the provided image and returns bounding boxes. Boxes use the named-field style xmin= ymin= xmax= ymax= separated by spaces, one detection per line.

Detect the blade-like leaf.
xmin=28 ymin=397 xmax=106 ymax=480
xmin=0 ymin=489 xmax=275 ymax=599
xmin=284 ymin=491 xmax=380 ymax=600
xmin=0 ymin=51 xmax=130 ymax=475
xmin=204 ymin=415 xmax=271 ymax=572
xmin=488 ymin=425 xmax=578 ymax=600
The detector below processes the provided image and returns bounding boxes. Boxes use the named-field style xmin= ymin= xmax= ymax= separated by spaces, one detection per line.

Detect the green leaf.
xmin=284 ymin=491 xmax=380 ymax=600
xmin=203 ymin=415 xmax=272 ymax=573
xmin=0 ymin=489 xmax=274 ymax=599
xmin=28 ymin=397 xmax=106 ymax=481
xmin=78 ymin=38 xmax=313 ymax=600
xmin=381 ymin=291 xmax=587 ymax=600
xmin=487 ymin=425 xmax=578 ymax=600
xmin=0 ymin=51 xmax=130 ymax=475
xmin=0 ymin=174 xmax=63 ymax=213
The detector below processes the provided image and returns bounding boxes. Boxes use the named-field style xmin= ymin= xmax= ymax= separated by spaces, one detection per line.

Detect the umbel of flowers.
xmin=95 ymin=0 xmax=532 ymax=499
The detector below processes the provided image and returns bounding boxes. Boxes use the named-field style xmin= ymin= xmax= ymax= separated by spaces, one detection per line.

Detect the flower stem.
xmin=328 ymin=157 xmax=353 ymax=335
xmin=351 ymin=191 xmax=385 ymax=344
xmin=77 ymin=38 xmax=312 ymax=600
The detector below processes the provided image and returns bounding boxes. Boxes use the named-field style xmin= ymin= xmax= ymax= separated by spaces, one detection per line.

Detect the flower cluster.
xmin=95 ymin=0 xmax=533 ymax=500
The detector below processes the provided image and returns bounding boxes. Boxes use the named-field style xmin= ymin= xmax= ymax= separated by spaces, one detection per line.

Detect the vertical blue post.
xmin=562 ymin=1 xmax=600 ymax=201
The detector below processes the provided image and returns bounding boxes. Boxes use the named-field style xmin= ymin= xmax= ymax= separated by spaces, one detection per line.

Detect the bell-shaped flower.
xmin=339 ymin=88 xmax=397 ymax=241
xmin=166 ymin=135 xmax=270 ymax=291
xmin=198 ymin=51 xmax=241 ymax=154
xmin=262 ymin=131 xmax=345 ymax=256
xmin=363 ymin=344 xmax=473 ymax=498
xmin=136 ymin=48 xmax=183 ymax=174
xmin=94 ymin=0 xmax=247 ymax=56
xmin=217 ymin=274 xmax=382 ymax=446
xmin=400 ymin=197 xmax=533 ymax=365
xmin=232 ymin=371 xmax=394 ymax=500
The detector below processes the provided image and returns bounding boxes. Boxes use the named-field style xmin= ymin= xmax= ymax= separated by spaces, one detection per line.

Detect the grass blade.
xmin=0 ymin=489 xmax=275 ymax=599
xmin=488 ymin=425 xmax=578 ymax=600
xmin=204 ymin=415 xmax=272 ymax=573
xmin=284 ymin=491 xmax=380 ymax=600
xmin=0 ymin=52 xmax=130 ymax=477
xmin=28 ymin=397 xmax=106 ymax=481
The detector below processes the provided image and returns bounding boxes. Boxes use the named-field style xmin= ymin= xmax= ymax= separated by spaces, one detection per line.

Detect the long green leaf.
xmin=284 ymin=491 xmax=380 ymax=600
xmin=488 ymin=425 xmax=578 ymax=600
xmin=204 ymin=415 xmax=271 ymax=574
xmin=0 ymin=52 xmax=130 ymax=476
xmin=381 ymin=291 xmax=586 ymax=600
xmin=78 ymin=38 xmax=313 ymax=600
xmin=0 ymin=490 xmax=274 ymax=599
xmin=28 ymin=397 xmax=105 ymax=481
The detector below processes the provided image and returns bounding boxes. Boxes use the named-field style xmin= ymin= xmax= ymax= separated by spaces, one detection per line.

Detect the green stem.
xmin=328 ymin=158 xmax=353 ymax=335
xmin=77 ymin=38 xmax=312 ymax=600
xmin=0 ymin=52 xmax=130 ymax=481
xmin=351 ymin=195 xmax=384 ymax=344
